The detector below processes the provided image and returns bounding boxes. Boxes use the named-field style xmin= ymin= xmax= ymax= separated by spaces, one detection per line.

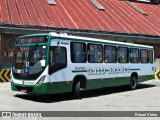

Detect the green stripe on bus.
xmin=131 ymin=69 xmax=140 ymax=71
xmin=72 ymin=70 xmax=87 ymax=73
xmin=72 ymin=69 xmax=140 ymax=73
xmin=11 ymin=75 xmax=153 ymax=94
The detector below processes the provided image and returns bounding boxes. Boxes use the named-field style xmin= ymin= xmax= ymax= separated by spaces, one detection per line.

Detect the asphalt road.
xmin=0 ymin=80 xmax=160 ymax=120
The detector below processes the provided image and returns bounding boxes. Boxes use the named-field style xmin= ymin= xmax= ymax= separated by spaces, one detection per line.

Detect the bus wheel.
xmin=73 ymin=81 xmax=80 ymax=99
xmin=130 ymin=76 xmax=138 ymax=90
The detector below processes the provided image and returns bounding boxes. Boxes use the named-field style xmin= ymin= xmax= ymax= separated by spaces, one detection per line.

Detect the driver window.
xmin=49 ymin=46 xmax=67 ymax=74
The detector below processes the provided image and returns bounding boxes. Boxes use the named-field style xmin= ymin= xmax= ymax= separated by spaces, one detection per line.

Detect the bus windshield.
xmin=12 ymin=45 xmax=47 ymax=78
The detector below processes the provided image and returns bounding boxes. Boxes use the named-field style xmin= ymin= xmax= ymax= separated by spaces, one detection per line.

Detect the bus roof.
xmin=17 ymin=32 xmax=153 ymax=49
xmin=49 ymin=32 xmax=153 ymax=49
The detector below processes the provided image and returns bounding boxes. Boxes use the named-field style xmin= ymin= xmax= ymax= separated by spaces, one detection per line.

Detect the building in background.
xmin=0 ymin=0 xmax=160 ymax=70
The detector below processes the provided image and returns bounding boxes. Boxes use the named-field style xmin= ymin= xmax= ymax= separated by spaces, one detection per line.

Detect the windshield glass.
xmin=12 ymin=45 xmax=47 ymax=75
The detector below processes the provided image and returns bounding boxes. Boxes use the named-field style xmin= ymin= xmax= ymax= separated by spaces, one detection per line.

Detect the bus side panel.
xmin=86 ymin=63 xmax=131 ymax=90
xmin=138 ymin=75 xmax=154 ymax=83
xmin=138 ymin=63 xmax=154 ymax=83
xmin=102 ymin=77 xmax=130 ymax=88
xmin=86 ymin=78 xmax=103 ymax=90
xmin=48 ymin=68 xmax=73 ymax=93
xmin=102 ymin=63 xmax=131 ymax=88
xmin=48 ymin=40 xmax=73 ymax=94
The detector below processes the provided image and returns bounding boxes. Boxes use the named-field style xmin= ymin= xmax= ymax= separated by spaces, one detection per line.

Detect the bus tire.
xmin=73 ymin=81 xmax=80 ymax=99
xmin=129 ymin=76 xmax=138 ymax=90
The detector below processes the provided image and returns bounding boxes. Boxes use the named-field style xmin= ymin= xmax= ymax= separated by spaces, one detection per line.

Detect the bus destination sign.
xmin=17 ymin=36 xmax=48 ymax=44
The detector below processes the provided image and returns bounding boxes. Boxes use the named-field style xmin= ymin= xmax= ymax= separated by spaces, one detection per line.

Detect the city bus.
xmin=11 ymin=32 xmax=154 ymax=98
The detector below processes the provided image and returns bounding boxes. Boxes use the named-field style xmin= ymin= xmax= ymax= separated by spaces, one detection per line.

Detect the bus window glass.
xmin=50 ymin=47 xmax=67 ymax=65
xmin=70 ymin=42 xmax=86 ymax=63
xmin=140 ymin=49 xmax=148 ymax=63
xmin=118 ymin=47 xmax=129 ymax=63
xmin=88 ymin=44 xmax=103 ymax=63
xmin=13 ymin=45 xmax=47 ymax=74
xmin=149 ymin=50 xmax=153 ymax=63
xmin=49 ymin=47 xmax=67 ymax=74
xmin=130 ymin=48 xmax=139 ymax=63
xmin=104 ymin=45 xmax=117 ymax=63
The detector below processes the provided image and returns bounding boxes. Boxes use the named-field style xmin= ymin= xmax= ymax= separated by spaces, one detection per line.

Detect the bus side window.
xmin=118 ymin=47 xmax=129 ymax=63
xmin=130 ymin=48 xmax=139 ymax=63
xmin=70 ymin=42 xmax=86 ymax=63
xmin=49 ymin=46 xmax=67 ymax=74
xmin=88 ymin=44 xmax=103 ymax=63
xmin=104 ymin=45 xmax=117 ymax=63
xmin=140 ymin=49 xmax=148 ymax=63
xmin=149 ymin=50 xmax=153 ymax=63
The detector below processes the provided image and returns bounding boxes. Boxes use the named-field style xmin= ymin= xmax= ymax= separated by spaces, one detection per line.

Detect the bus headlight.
xmin=36 ymin=75 xmax=46 ymax=84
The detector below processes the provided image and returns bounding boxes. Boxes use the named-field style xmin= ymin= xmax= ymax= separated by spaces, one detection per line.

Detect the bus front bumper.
xmin=11 ymin=81 xmax=72 ymax=94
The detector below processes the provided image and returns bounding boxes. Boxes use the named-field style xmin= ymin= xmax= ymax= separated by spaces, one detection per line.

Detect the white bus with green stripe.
xmin=11 ymin=32 xmax=154 ymax=98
